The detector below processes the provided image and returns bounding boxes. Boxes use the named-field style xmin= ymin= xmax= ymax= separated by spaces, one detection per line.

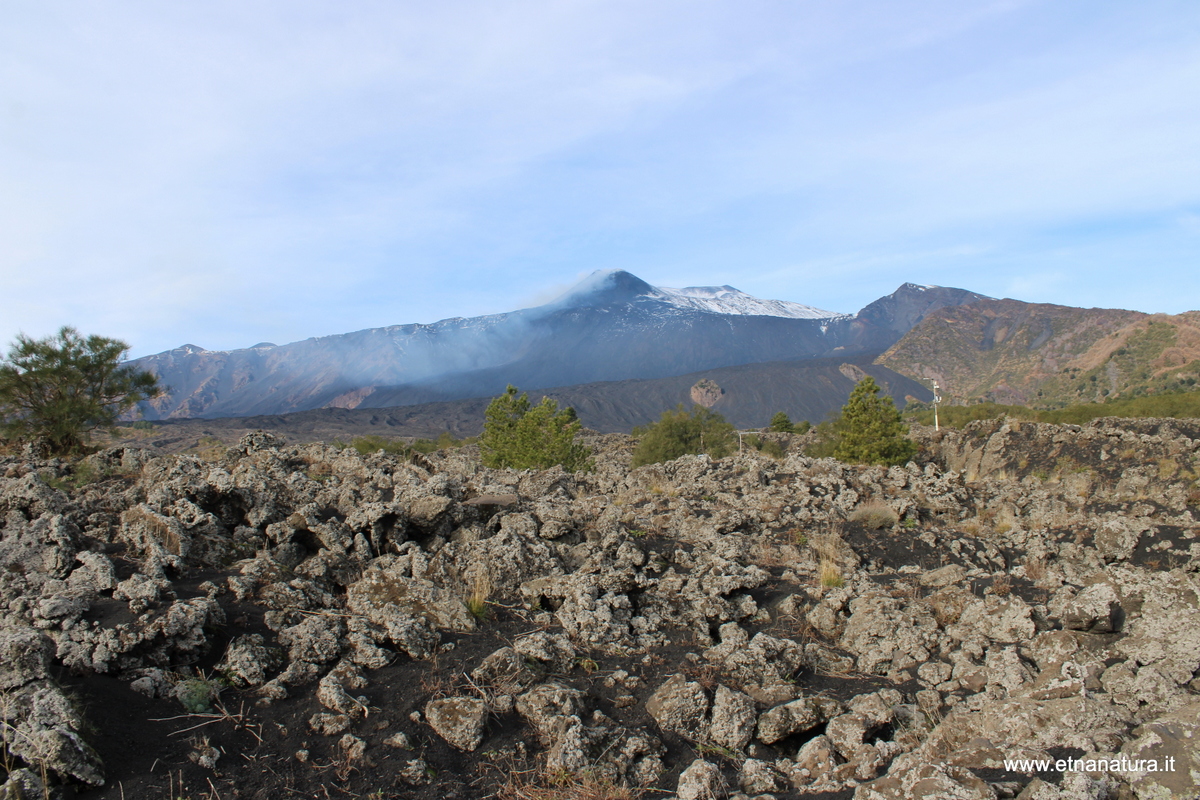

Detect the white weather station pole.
xmin=931 ymin=380 xmax=942 ymax=432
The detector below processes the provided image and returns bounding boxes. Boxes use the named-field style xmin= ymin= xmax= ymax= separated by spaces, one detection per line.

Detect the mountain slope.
xmin=133 ymin=271 xmax=983 ymax=420
xmin=121 ymin=354 xmax=931 ymax=449
xmin=878 ymin=299 xmax=1200 ymax=405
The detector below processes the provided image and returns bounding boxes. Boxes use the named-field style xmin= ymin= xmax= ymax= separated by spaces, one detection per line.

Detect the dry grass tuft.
xmin=498 ymin=767 xmax=645 ymax=800
xmin=1023 ymin=557 xmax=1047 ymax=582
xmin=819 ymin=560 xmax=844 ymax=588
xmin=465 ymin=568 xmax=493 ymax=621
xmin=848 ymin=501 xmax=899 ymax=530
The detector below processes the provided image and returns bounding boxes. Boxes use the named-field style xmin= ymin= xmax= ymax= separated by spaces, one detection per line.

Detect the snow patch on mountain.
xmin=653 ymin=285 xmax=838 ymax=319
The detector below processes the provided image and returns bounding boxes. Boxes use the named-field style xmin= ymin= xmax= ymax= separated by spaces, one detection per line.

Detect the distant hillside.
xmin=879 ymin=298 xmax=1200 ymax=406
xmin=115 ymin=354 xmax=930 ymax=452
xmin=905 ymin=391 xmax=1200 ymax=428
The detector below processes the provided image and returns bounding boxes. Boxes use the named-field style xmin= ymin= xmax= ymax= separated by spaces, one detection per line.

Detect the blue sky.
xmin=3 ymin=1 xmax=1199 ymax=358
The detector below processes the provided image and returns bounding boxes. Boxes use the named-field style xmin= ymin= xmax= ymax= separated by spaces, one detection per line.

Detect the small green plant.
xmin=627 ymin=527 xmax=647 ymax=538
xmin=175 ymin=677 xmax=220 ymax=713
xmin=305 ymin=461 xmax=333 ymax=482
xmin=695 ymin=741 xmax=741 ymax=761
xmin=575 ymin=657 xmax=599 ymax=674
xmin=465 ymin=595 xmax=491 ymax=620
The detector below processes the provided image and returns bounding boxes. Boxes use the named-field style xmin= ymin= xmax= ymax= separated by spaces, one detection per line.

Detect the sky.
xmin=3 ymin=1 xmax=1200 ymax=358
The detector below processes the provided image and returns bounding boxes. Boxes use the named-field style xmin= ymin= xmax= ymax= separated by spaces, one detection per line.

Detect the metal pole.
xmin=932 ymin=380 xmax=942 ymax=432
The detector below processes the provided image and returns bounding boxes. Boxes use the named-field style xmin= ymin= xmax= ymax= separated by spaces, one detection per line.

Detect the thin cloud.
xmin=2 ymin=1 xmax=1198 ymax=358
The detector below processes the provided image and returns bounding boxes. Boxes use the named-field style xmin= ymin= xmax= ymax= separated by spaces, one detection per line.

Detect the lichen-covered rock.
xmin=515 ymin=682 xmax=586 ymax=744
xmin=1 ymin=413 xmax=1196 ymax=797
xmin=277 ymin=614 xmax=345 ymax=674
xmin=347 ymin=558 xmax=475 ymax=634
xmin=1119 ymin=699 xmax=1200 ymax=800
xmin=0 ymin=622 xmax=52 ymax=690
xmin=1050 ymin=582 xmax=1123 ymax=633
xmin=708 ymin=685 xmax=755 ymax=752
xmin=425 ymin=696 xmax=488 ymax=751
xmin=840 ymin=591 xmax=939 ymax=675
xmin=513 ymin=631 xmax=576 ymax=673
xmin=739 ymin=758 xmax=787 ymax=794
xmin=218 ymin=633 xmax=279 ymax=687
xmin=0 ymin=681 xmax=105 ymax=786
xmin=702 ymin=623 xmax=805 ymax=689
xmin=854 ymin=758 xmax=998 ymax=799
xmin=676 ymin=758 xmax=724 ymax=800
xmin=756 ymin=695 xmax=843 ymax=744
xmin=787 ymin=734 xmax=842 ymax=788
xmin=952 ymin=596 xmax=1035 ymax=644
xmin=646 ymin=674 xmax=709 ymax=740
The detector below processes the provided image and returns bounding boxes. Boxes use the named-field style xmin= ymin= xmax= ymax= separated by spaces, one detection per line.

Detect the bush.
xmin=631 ymin=405 xmax=735 ymax=467
xmin=0 ymin=326 xmax=162 ymax=454
xmin=480 ymin=385 xmax=593 ymax=471
xmin=351 ymin=435 xmax=411 ymax=456
xmin=768 ymin=411 xmax=811 ymax=434
xmin=744 ymin=434 xmax=786 ymax=459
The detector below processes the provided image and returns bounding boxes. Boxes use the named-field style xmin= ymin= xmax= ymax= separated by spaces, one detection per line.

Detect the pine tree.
xmin=832 ymin=377 xmax=917 ymax=466
xmin=769 ymin=411 xmax=794 ymax=432
xmin=0 ymin=326 xmax=162 ymax=454
xmin=480 ymin=385 xmax=593 ymax=471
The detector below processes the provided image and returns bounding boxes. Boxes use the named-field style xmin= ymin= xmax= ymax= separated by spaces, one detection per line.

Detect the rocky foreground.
xmin=1 ymin=418 xmax=1198 ymax=799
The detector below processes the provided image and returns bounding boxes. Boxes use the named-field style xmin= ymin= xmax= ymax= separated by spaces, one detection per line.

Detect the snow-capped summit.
xmin=549 ymin=270 xmax=837 ymax=319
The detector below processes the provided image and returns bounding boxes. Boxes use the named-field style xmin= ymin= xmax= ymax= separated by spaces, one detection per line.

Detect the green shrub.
xmin=480 ymin=385 xmax=593 ymax=471
xmin=769 ymin=411 xmax=811 ymax=434
xmin=631 ymin=405 xmax=735 ymax=467
xmin=351 ymin=435 xmax=411 ymax=456
xmin=744 ymin=434 xmax=785 ymax=459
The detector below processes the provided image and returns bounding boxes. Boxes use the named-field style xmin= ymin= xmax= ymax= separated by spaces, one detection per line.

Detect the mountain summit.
xmin=134 ymin=271 xmax=984 ymax=419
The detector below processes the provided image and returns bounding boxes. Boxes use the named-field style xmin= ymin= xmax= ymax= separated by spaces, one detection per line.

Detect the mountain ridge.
xmin=878 ymin=298 xmax=1200 ymax=406
xmin=134 ymin=271 xmax=982 ymax=420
